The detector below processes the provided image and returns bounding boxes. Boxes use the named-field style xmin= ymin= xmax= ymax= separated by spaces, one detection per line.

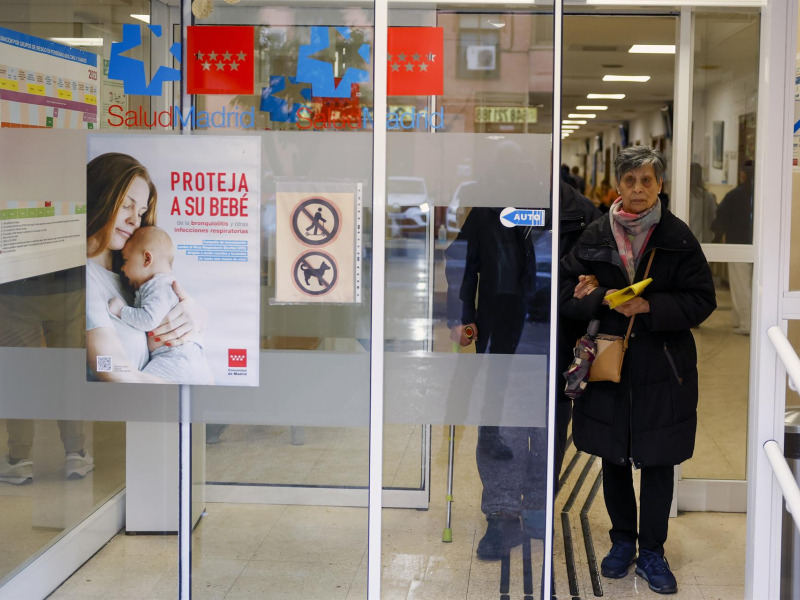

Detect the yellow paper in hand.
xmin=604 ymin=278 xmax=653 ymax=309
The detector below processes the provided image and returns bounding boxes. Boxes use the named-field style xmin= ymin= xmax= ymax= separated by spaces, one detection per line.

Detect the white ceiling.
xmin=562 ymin=15 xmax=677 ymax=140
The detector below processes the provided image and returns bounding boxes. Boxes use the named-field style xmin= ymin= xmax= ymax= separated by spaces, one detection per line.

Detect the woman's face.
xmin=618 ymin=165 xmax=662 ymax=214
xmin=109 ymin=177 xmax=150 ymax=251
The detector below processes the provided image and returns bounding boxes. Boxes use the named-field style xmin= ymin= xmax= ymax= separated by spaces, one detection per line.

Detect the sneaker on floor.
xmin=65 ymin=452 xmax=95 ymax=479
xmin=600 ymin=540 xmax=637 ymax=579
xmin=476 ymin=513 xmax=524 ymax=561
xmin=0 ymin=455 xmax=33 ymax=485
xmin=636 ymin=549 xmax=678 ymax=594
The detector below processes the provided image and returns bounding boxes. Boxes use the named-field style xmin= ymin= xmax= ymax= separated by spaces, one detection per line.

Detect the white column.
xmin=367 ymin=1 xmax=389 ymax=598
xmin=746 ymin=0 xmax=798 ymax=596
xmin=671 ymin=7 xmax=693 ymax=519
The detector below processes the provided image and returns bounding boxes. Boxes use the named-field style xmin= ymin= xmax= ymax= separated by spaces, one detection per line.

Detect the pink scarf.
xmin=610 ymin=198 xmax=661 ymax=283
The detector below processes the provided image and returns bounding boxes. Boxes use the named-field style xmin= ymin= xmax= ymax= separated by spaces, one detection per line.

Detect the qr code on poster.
xmin=97 ymin=356 xmax=113 ymax=373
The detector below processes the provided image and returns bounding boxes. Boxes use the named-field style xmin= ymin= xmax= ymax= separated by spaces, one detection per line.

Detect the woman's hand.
xmin=613 ymin=297 xmax=650 ymax=317
xmin=574 ymin=275 xmax=599 ymax=299
xmin=450 ymin=323 xmax=478 ymax=347
xmin=149 ymin=281 xmax=209 ymax=347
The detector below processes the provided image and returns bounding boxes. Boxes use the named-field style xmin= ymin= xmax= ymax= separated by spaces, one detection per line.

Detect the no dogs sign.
xmin=275 ymin=182 xmax=356 ymax=303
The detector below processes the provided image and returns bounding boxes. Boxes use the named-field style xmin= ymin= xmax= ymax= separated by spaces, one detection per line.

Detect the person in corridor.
xmin=713 ymin=161 xmax=755 ymax=335
xmin=560 ymin=146 xmax=716 ymax=594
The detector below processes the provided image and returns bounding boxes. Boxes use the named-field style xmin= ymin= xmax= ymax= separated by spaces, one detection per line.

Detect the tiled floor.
xmin=49 ymin=425 xmax=746 ymax=599
xmin=683 ymin=281 xmax=749 ymax=480
xmin=36 ymin=275 xmax=751 ymax=598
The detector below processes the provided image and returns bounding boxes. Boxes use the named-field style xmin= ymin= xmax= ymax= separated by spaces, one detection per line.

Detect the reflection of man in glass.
xmin=713 ymin=161 xmax=754 ymax=334
xmin=445 ymin=141 xmax=541 ymax=560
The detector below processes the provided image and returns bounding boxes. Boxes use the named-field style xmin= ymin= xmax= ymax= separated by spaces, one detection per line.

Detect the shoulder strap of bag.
xmin=622 ymin=249 xmax=656 ymax=350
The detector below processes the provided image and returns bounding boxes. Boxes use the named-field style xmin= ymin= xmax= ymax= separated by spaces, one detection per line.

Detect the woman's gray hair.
xmin=614 ymin=145 xmax=667 ymax=184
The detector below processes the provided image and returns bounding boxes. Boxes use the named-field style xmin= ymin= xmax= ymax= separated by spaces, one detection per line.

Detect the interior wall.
xmin=692 ymin=72 xmax=756 ymax=186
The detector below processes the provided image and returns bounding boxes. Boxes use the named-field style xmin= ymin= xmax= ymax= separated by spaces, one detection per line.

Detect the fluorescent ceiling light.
xmin=569 ymin=113 xmax=596 ymax=118
xmin=629 ymin=44 xmax=675 ymax=54
xmin=562 ymin=125 xmax=580 ymax=129
xmin=587 ymin=94 xmax=625 ymax=99
xmin=51 ymin=37 xmax=104 ymax=47
xmin=131 ymin=14 xmax=151 ymax=24
xmin=577 ymin=105 xmax=608 ymax=110
xmin=563 ymin=120 xmax=587 ymax=125
xmin=603 ymin=75 xmax=651 ymax=82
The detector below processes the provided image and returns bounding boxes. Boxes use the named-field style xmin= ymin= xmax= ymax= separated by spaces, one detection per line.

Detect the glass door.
xmin=377 ymin=2 xmax=560 ymax=598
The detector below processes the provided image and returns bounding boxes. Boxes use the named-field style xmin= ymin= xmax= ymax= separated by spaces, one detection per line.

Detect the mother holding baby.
xmin=86 ymin=152 xmax=208 ymax=382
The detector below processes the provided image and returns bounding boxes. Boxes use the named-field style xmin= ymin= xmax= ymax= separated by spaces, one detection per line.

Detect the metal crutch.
xmin=443 ymin=423 xmax=456 ymax=542
xmin=443 ymin=324 xmax=472 ymax=543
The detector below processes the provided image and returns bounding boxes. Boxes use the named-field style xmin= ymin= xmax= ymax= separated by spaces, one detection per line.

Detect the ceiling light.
xmin=629 ymin=44 xmax=675 ymax=54
xmin=562 ymin=125 xmax=580 ymax=129
xmin=577 ymin=105 xmax=608 ymax=110
xmin=131 ymin=14 xmax=150 ymax=23
xmin=603 ymin=75 xmax=651 ymax=82
xmin=587 ymin=94 xmax=625 ymax=99
xmin=563 ymin=120 xmax=587 ymax=125
xmin=51 ymin=37 xmax=104 ymax=47
xmin=569 ymin=113 xmax=596 ymax=118
xmin=487 ymin=19 xmax=506 ymax=28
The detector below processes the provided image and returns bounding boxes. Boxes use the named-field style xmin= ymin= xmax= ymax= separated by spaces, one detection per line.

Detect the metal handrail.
xmin=765 ymin=326 xmax=800 ymax=532
xmin=764 ymin=440 xmax=800 ymax=530
xmin=768 ymin=326 xmax=800 ymax=391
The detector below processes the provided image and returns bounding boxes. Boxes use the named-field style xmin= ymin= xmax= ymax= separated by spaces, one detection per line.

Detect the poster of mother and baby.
xmin=85 ymin=135 xmax=260 ymax=386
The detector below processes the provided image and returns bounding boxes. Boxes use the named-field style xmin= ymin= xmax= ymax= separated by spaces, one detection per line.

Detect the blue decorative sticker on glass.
xmin=109 ymin=24 xmax=181 ymax=96
xmin=295 ymin=26 xmax=370 ymax=98
xmin=260 ymin=76 xmax=313 ymax=122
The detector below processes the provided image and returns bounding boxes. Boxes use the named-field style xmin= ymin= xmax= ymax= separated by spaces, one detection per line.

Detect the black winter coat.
xmin=559 ymin=208 xmax=716 ymax=467
xmin=557 ymin=182 xmax=603 ymax=402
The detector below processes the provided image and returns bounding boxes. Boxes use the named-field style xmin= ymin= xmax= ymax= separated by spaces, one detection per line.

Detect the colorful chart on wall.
xmin=86 ymin=135 xmax=261 ymax=386
xmin=275 ymin=181 xmax=359 ymax=304
xmin=0 ymin=26 xmax=98 ymax=129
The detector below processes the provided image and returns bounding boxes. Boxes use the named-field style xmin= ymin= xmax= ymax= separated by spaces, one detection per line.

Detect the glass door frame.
xmin=166 ymin=0 xmax=796 ymax=599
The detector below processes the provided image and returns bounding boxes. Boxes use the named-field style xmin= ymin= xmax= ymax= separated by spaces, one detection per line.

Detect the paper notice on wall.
xmin=100 ymin=58 xmax=126 ymax=129
xmin=0 ymin=129 xmax=87 ymax=284
xmin=0 ymin=200 xmax=85 ymax=282
xmin=275 ymin=181 xmax=357 ymax=304
xmin=86 ymin=134 xmax=261 ymax=386
xmin=0 ymin=26 xmax=99 ymax=129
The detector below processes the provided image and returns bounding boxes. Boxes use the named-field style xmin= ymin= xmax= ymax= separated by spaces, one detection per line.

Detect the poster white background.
xmin=88 ymin=135 xmax=261 ymax=386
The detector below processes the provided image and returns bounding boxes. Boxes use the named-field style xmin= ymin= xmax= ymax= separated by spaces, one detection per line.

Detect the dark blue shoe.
xmin=635 ymin=549 xmax=678 ymax=594
xmin=600 ymin=540 xmax=637 ymax=579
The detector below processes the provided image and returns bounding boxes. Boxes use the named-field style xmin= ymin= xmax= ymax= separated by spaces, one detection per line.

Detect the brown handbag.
xmin=588 ymin=250 xmax=656 ymax=383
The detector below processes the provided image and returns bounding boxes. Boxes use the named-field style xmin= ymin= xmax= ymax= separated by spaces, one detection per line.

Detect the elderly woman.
xmin=560 ymin=146 xmax=716 ymax=594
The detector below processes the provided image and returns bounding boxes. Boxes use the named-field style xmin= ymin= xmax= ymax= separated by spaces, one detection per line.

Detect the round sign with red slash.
xmin=291 ymin=197 xmax=341 ymax=247
xmin=292 ymin=250 xmax=339 ymax=296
